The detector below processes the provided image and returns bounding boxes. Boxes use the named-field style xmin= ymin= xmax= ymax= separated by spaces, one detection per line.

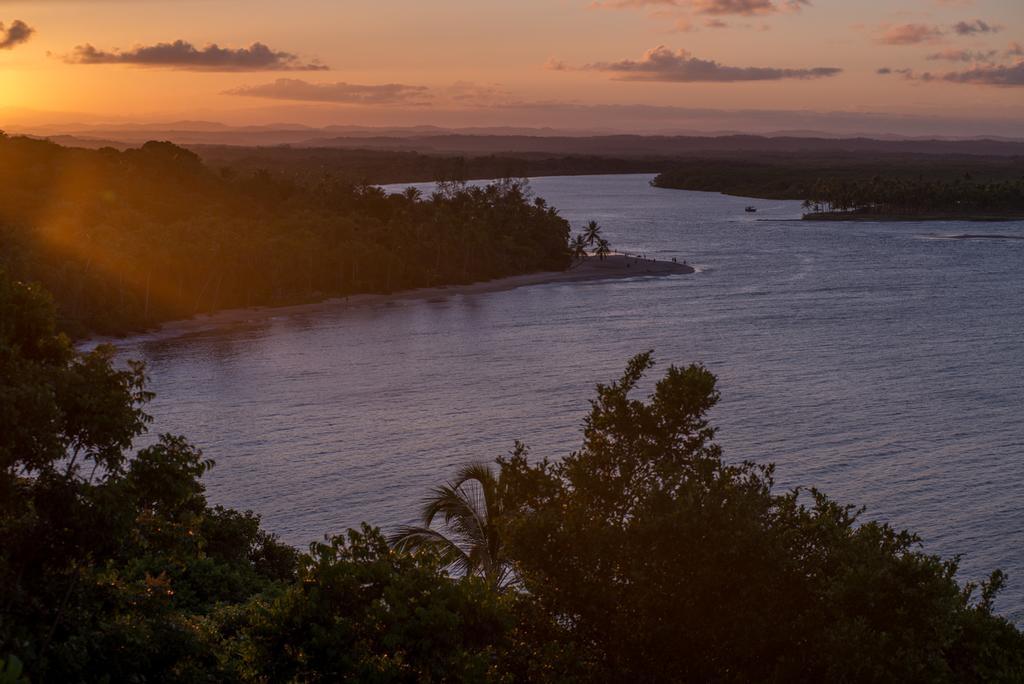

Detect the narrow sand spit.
xmin=86 ymin=255 xmax=693 ymax=346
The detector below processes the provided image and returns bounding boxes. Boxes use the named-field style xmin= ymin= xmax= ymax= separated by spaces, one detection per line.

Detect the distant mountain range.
xmin=11 ymin=121 xmax=1024 ymax=157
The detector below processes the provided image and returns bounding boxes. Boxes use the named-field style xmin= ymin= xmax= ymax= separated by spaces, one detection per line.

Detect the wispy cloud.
xmin=566 ymin=45 xmax=840 ymax=82
xmin=670 ymin=17 xmax=699 ymax=32
xmin=929 ymin=62 xmax=1024 ymax=86
xmin=224 ymin=78 xmax=525 ymax=108
xmin=693 ymin=0 xmax=807 ymax=15
xmin=876 ymin=23 xmax=945 ymax=45
xmin=879 ymin=60 xmax=1024 ymax=86
xmin=544 ymin=57 xmax=569 ymax=71
xmin=0 ymin=19 xmax=34 ymax=50
xmin=64 ymin=40 xmax=328 ymax=71
xmin=441 ymin=81 xmax=522 ymax=108
xmin=951 ymin=19 xmax=1000 ymax=35
xmin=925 ymin=49 xmax=997 ymax=62
xmin=590 ymin=0 xmax=808 ymax=15
xmin=225 ymin=79 xmax=428 ymax=104
xmin=874 ymin=19 xmax=1002 ymax=45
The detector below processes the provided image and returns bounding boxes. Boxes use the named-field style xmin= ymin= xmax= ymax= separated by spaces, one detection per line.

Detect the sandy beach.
xmin=86 ymin=255 xmax=693 ymax=345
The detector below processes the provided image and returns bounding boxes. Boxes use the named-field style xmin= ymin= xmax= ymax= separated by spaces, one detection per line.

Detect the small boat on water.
xmin=745 ymin=206 xmax=757 ymax=213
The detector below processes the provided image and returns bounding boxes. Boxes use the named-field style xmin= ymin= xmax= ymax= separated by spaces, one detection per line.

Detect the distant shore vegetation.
xmin=194 ymin=143 xmax=667 ymax=188
xmin=3 ymin=272 xmax=1023 ymax=682
xmin=0 ymin=134 xmax=572 ymax=337
xmin=650 ymin=155 xmax=1024 ymax=215
xmin=800 ymin=176 xmax=1024 ymax=221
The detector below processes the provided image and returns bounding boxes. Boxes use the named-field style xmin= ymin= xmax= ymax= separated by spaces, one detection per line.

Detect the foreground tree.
xmin=497 ymin=352 xmax=1024 ymax=682
xmin=0 ymin=272 xmax=299 ymax=682
xmin=228 ymin=525 xmax=514 ymax=682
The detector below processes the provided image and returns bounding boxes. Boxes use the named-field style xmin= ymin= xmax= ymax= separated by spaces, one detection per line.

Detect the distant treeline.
xmin=650 ymin=155 xmax=1024 ymax=201
xmin=802 ymin=176 xmax=1024 ymax=219
xmin=0 ymin=134 xmax=571 ymax=337
xmin=194 ymin=144 xmax=666 ymax=186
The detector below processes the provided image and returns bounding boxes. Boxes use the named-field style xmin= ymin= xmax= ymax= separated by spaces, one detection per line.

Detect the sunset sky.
xmin=1 ymin=0 xmax=1022 ymax=136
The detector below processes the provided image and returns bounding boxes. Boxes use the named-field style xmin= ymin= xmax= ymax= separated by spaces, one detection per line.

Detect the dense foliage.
xmin=0 ymin=273 xmax=293 ymax=681
xmin=802 ymin=176 xmax=1024 ymax=218
xmin=0 ymin=134 xmax=571 ymax=337
xmin=3 ymin=272 xmax=1023 ymax=682
xmin=194 ymin=144 xmax=666 ymax=187
xmin=496 ymin=352 xmax=1024 ymax=681
xmin=0 ymin=272 xmax=518 ymax=682
xmin=650 ymin=154 xmax=1024 ymax=205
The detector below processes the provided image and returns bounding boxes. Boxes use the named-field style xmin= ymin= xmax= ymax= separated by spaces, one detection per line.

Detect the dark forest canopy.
xmin=651 ymin=155 xmax=1024 ymax=202
xmin=194 ymin=144 xmax=1024 ymax=195
xmin=2 ymin=274 xmax=1023 ymax=682
xmin=194 ymin=144 xmax=667 ymax=187
xmin=0 ymin=134 xmax=571 ymax=337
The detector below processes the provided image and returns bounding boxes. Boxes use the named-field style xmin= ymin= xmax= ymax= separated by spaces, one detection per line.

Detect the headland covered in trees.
xmin=0 ymin=134 xmax=689 ymax=339
xmin=3 ymin=271 xmax=1023 ymax=682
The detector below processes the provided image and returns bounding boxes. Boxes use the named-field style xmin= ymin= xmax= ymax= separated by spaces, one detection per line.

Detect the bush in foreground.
xmin=497 ymin=352 xmax=1024 ymax=681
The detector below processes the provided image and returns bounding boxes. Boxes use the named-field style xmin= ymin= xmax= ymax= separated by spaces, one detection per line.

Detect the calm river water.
xmin=115 ymin=174 xmax=1024 ymax=621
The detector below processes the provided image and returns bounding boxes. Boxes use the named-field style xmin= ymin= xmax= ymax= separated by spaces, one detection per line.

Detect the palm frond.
xmin=388 ymin=525 xmax=469 ymax=571
xmin=389 ymin=461 xmax=516 ymax=588
xmin=421 ymin=484 xmax=486 ymax=545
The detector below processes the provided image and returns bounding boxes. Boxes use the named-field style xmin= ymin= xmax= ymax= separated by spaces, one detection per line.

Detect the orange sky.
xmin=0 ymin=0 xmax=1021 ymax=135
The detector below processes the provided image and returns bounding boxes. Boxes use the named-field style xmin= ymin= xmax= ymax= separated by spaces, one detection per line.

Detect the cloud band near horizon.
xmin=571 ymin=46 xmax=840 ymax=82
xmin=879 ymin=61 xmax=1024 ymax=86
xmin=876 ymin=18 xmax=1002 ymax=45
xmin=225 ymin=79 xmax=430 ymax=105
xmin=64 ymin=40 xmax=327 ymax=71
xmin=591 ymin=0 xmax=809 ymax=16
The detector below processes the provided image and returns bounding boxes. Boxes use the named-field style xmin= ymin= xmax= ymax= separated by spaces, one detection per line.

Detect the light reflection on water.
xmin=118 ymin=174 xmax=1024 ymax=622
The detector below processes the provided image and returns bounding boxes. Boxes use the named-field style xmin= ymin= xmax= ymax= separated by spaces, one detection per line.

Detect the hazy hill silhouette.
xmin=294 ymin=134 xmax=1024 ymax=158
xmin=15 ymin=121 xmax=1024 ymax=156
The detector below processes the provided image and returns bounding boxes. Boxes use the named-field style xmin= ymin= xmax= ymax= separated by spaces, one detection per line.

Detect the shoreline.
xmin=83 ymin=254 xmax=693 ymax=347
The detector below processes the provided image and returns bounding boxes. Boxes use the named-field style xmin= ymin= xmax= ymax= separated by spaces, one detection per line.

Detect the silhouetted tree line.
xmin=194 ymin=144 xmax=669 ymax=187
xmin=0 ymin=134 xmax=571 ymax=337
xmin=651 ymin=155 xmax=1024 ymax=202
xmin=802 ymin=176 xmax=1024 ymax=217
xmin=3 ymin=272 xmax=1023 ymax=682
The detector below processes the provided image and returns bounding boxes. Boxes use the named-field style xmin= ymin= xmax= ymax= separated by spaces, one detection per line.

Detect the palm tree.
xmin=389 ymin=462 xmax=514 ymax=589
xmin=583 ymin=220 xmax=602 ymax=246
xmin=595 ymin=237 xmax=611 ymax=260
xmin=569 ymin=233 xmax=589 ymax=267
